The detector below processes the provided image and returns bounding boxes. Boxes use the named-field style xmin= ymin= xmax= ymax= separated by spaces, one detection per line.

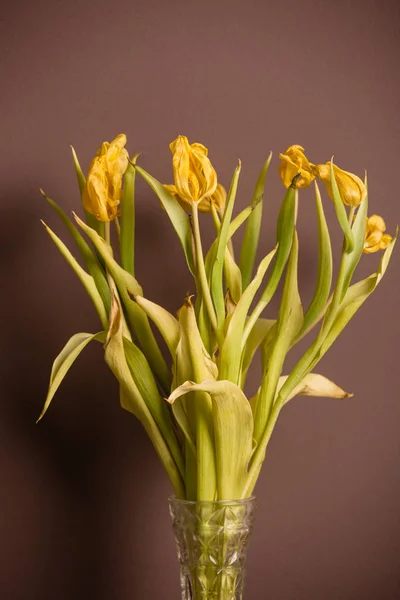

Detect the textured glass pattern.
xmin=169 ymin=497 xmax=257 ymax=600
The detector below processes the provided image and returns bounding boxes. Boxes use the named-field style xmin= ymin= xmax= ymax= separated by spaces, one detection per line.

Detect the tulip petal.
xmin=71 ymin=146 xmax=106 ymax=238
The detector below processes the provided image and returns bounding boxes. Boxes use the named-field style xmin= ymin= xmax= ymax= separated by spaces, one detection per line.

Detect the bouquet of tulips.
xmin=39 ymin=134 xmax=396 ymax=503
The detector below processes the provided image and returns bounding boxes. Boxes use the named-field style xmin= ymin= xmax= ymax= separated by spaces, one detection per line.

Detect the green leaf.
xmin=135 ymin=295 xmax=180 ymax=357
xmin=329 ymin=159 xmax=354 ymax=253
xmin=105 ymin=296 xmax=185 ymax=498
xmin=70 ymin=145 xmax=105 ymax=239
xmin=210 ymin=162 xmax=241 ymax=331
xmin=339 ymin=188 xmax=368 ymax=300
xmin=254 ymin=231 xmax=303 ymax=443
xmin=223 ymin=248 xmax=242 ymax=304
xmin=243 ymin=183 xmax=297 ymax=346
xmin=320 ymin=231 xmax=397 ymax=358
xmin=240 ymin=318 xmax=276 ymax=388
xmin=120 ymin=155 xmax=139 ymax=276
xmin=37 ymin=331 xmax=106 ymax=422
xmin=239 ymin=154 xmax=272 ymax=289
xmin=168 ymin=379 xmax=254 ymax=500
xmin=41 ymin=191 xmax=111 ymax=314
xmin=135 ymin=165 xmax=194 ymax=274
xmin=297 ymin=182 xmax=332 ymax=338
xmin=219 ymin=246 xmax=277 ymax=384
xmin=123 ymin=337 xmax=184 ymax=478
xmin=42 ymin=222 xmax=108 ymax=328
xmin=74 ymin=214 xmax=172 ymax=394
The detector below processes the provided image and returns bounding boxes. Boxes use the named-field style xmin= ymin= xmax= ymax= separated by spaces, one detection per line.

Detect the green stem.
xmin=191 ymin=203 xmax=218 ymax=335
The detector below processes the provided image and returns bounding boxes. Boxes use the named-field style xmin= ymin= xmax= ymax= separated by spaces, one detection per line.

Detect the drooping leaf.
xmin=37 ymin=331 xmax=106 ymax=422
xmin=224 ymin=248 xmax=242 ymax=304
xmin=168 ymin=379 xmax=254 ymax=500
xmin=105 ymin=295 xmax=185 ymax=497
xmin=135 ymin=165 xmax=194 ymax=274
xmin=41 ymin=190 xmax=110 ymax=313
xmin=74 ymin=214 xmax=171 ymax=393
xmin=276 ymin=373 xmax=353 ymax=404
xmin=239 ymin=154 xmax=272 ymax=289
xmin=42 ymin=222 xmax=108 ymax=328
xmin=135 ymin=295 xmax=180 ymax=357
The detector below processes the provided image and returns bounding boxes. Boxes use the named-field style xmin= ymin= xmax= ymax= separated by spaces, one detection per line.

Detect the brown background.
xmin=1 ymin=0 xmax=400 ymax=598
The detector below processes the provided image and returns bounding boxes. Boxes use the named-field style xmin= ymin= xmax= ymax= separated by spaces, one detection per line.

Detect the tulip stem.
xmin=191 ymin=203 xmax=219 ymax=336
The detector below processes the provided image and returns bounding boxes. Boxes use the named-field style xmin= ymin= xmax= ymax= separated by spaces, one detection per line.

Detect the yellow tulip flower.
xmin=164 ymin=182 xmax=226 ymax=213
xmin=279 ymin=145 xmax=316 ymax=188
xmin=314 ymin=162 xmax=366 ymax=207
xmin=82 ymin=134 xmax=129 ymax=222
xmin=363 ymin=214 xmax=393 ymax=254
xmin=168 ymin=135 xmax=218 ymax=207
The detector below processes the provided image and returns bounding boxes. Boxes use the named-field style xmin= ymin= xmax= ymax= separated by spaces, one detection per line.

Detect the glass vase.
xmin=169 ymin=496 xmax=257 ymax=600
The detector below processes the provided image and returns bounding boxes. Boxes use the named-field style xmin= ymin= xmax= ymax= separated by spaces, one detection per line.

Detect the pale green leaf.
xmin=74 ymin=214 xmax=171 ymax=393
xmin=105 ymin=296 xmax=185 ymax=497
xmin=168 ymin=379 xmax=254 ymax=500
xmin=41 ymin=190 xmax=110 ymax=313
xmin=37 ymin=331 xmax=106 ymax=422
xmin=276 ymin=373 xmax=353 ymax=404
xmin=135 ymin=295 xmax=180 ymax=356
xmin=120 ymin=155 xmax=139 ymax=276
xmin=329 ymin=159 xmax=354 ymax=253
xmin=135 ymin=165 xmax=194 ymax=274
xmin=42 ymin=222 xmax=108 ymax=328
xmin=219 ymin=246 xmax=277 ymax=384
xmin=210 ymin=162 xmax=241 ymax=330
xmin=239 ymin=153 xmax=272 ymax=289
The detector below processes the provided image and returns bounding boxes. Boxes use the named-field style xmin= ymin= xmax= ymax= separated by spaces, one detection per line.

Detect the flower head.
xmin=168 ymin=135 xmax=218 ymax=207
xmin=82 ymin=134 xmax=129 ymax=222
xmin=314 ymin=162 xmax=366 ymax=207
xmin=363 ymin=214 xmax=393 ymax=254
xmin=165 ymin=182 xmax=226 ymax=214
xmin=279 ymin=145 xmax=315 ymax=188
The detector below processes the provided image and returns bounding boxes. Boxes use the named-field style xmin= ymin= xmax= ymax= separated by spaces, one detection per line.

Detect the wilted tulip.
xmin=164 ymin=182 xmax=226 ymax=213
xmin=82 ymin=134 xmax=129 ymax=221
xmin=314 ymin=162 xmax=366 ymax=207
xmin=363 ymin=214 xmax=393 ymax=253
xmin=279 ymin=145 xmax=315 ymax=188
xmin=168 ymin=135 xmax=218 ymax=207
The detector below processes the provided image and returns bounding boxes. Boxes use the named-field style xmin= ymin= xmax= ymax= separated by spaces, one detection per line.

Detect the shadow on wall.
xmin=0 ymin=189 xmax=179 ymax=600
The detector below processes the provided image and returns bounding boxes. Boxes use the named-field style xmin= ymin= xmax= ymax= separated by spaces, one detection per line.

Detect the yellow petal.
xmin=315 ymin=163 xmax=366 ymax=207
xmin=278 ymin=145 xmax=315 ymax=189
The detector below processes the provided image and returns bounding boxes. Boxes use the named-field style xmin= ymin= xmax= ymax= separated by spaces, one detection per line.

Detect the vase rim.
xmin=168 ymin=495 xmax=256 ymax=506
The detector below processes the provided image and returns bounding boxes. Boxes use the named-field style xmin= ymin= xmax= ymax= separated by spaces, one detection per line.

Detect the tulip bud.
xmin=169 ymin=135 xmax=218 ymax=207
xmin=363 ymin=214 xmax=393 ymax=253
xmin=279 ymin=145 xmax=315 ymax=189
xmin=82 ymin=134 xmax=129 ymax=222
xmin=314 ymin=162 xmax=366 ymax=207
